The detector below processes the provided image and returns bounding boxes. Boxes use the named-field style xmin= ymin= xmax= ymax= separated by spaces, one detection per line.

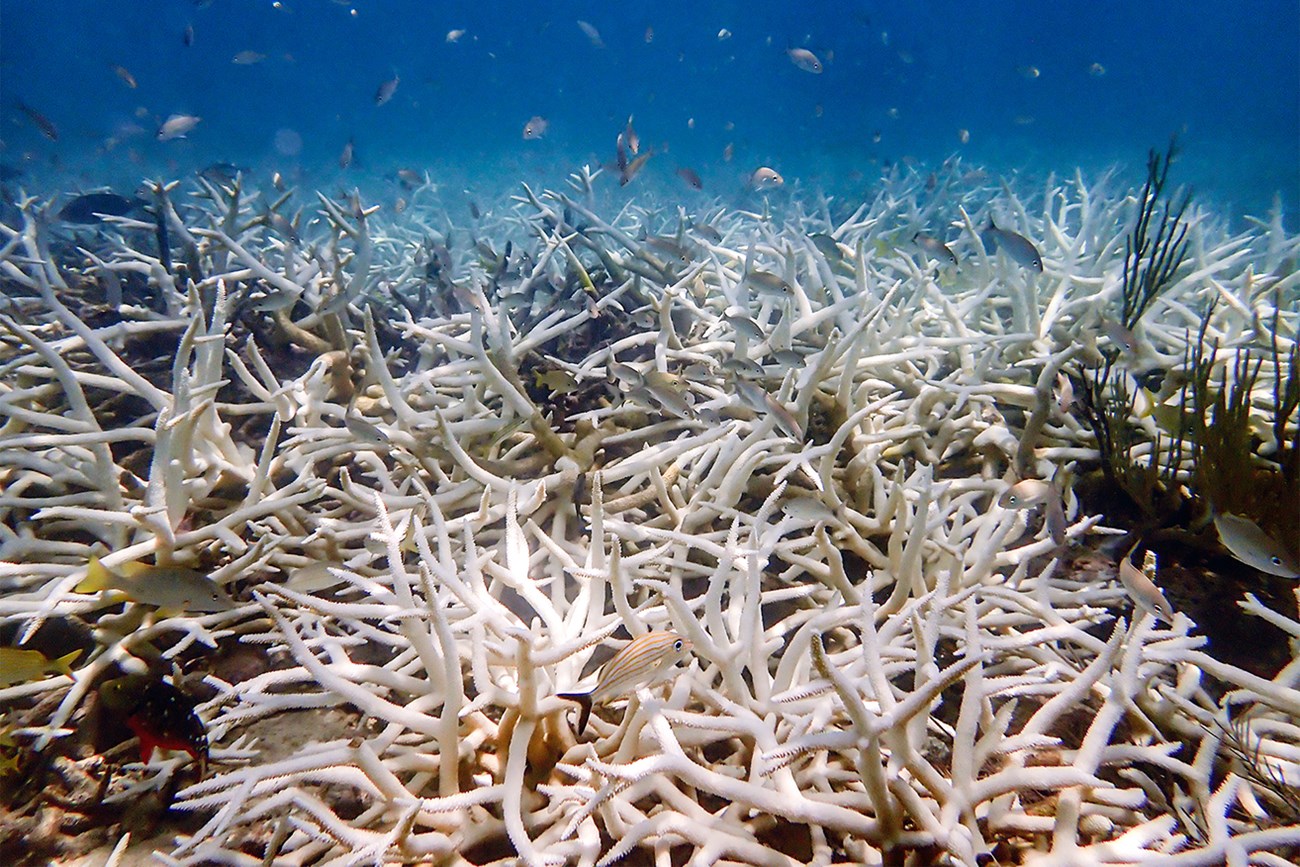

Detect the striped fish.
xmin=558 ymin=630 xmax=692 ymax=734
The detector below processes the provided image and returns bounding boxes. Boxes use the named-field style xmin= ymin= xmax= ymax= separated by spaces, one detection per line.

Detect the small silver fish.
xmin=676 ymin=167 xmax=703 ymax=190
xmin=375 ymin=73 xmax=400 ymax=106
xmin=339 ymin=137 xmax=354 ymax=169
xmin=998 ymin=478 xmax=1052 ymax=509
xmin=112 ymin=65 xmax=138 ymax=88
xmin=1100 ymin=319 xmax=1137 ymax=355
xmin=1017 ymin=65 xmax=1041 ymax=79
xmin=1089 ymin=62 xmax=1106 ymax=77
xmin=981 ymin=218 xmax=1042 ymax=271
xmin=557 ymin=630 xmax=692 ymax=734
xmin=576 ymin=19 xmax=604 ymax=48
xmin=1213 ymin=514 xmax=1300 ymax=579
xmin=787 ymin=47 xmax=823 ymax=73
xmin=1118 ymin=550 xmax=1175 ymax=624
xmin=913 ymin=232 xmax=958 ymax=266
xmin=445 ymin=28 xmax=466 ymax=43
xmin=523 ymin=115 xmax=548 ymax=140
xmin=232 ymin=50 xmax=267 ymax=65
xmin=750 ymin=166 xmax=784 ymax=190
xmin=157 ymin=113 xmax=201 ymax=141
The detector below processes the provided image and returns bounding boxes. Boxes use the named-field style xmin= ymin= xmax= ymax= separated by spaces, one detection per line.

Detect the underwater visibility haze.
xmin=0 ymin=1 xmax=1299 ymax=866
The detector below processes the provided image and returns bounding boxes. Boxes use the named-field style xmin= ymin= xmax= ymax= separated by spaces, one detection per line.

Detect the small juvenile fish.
xmin=692 ymin=223 xmax=722 ymax=244
xmin=557 ymin=631 xmax=692 ymax=734
xmin=622 ymin=116 xmax=640 ymax=155
xmin=523 ymin=115 xmax=548 ymax=140
xmin=1213 ymin=514 xmax=1300 ymax=579
xmin=1100 ymin=319 xmax=1137 ymax=355
xmin=445 ymin=28 xmax=466 ymax=43
xmin=1118 ymin=550 xmax=1175 ymax=624
xmin=339 ymin=137 xmax=355 ymax=169
xmin=183 ymin=23 xmax=195 ymax=47
xmin=344 ymin=414 xmax=389 ymax=444
xmin=232 ymin=50 xmax=267 ymax=65
xmin=157 ymin=113 xmax=201 ymax=141
xmin=374 ymin=73 xmax=400 ymax=105
xmin=958 ymin=128 xmax=970 ymax=144
xmin=1089 ymin=62 xmax=1106 ymax=77
xmin=723 ymin=142 xmax=734 ymax=162
xmin=725 ymin=311 xmax=764 ymax=342
xmin=998 ymin=478 xmax=1052 ymax=509
xmin=534 ymin=368 xmax=578 ymax=395
xmin=787 ymin=47 xmax=823 ymax=73
xmin=981 ymin=218 xmax=1042 ymax=271
xmin=750 ymin=166 xmax=784 ymax=190
xmin=913 ymin=232 xmax=958 ymax=266
xmin=396 ymin=168 xmax=422 ymax=188
xmin=1017 ymin=65 xmax=1041 ymax=79
xmin=0 ymin=648 xmax=80 ymax=687
xmin=808 ymin=233 xmax=844 ymax=264
xmin=620 ymin=150 xmax=652 ymax=186
xmin=100 ymin=676 xmax=208 ymax=775
xmin=76 ymin=555 xmax=236 ymax=613
xmin=1055 ymin=371 xmax=1074 ymax=415
xmin=112 ymin=65 xmax=137 ymax=88
xmin=745 ymin=269 xmax=792 ymax=295
xmin=576 ymin=19 xmax=604 ymax=48
xmin=17 ymin=101 xmax=58 ymax=141
xmin=676 ymin=167 xmax=702 ymax=190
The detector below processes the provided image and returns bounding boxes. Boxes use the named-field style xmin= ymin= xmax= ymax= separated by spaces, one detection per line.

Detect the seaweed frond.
xmin=1121 ymin=138 xmax=1192 ymax=330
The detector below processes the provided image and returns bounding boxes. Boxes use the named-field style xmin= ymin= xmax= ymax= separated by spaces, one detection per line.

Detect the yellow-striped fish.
xmin=558 ymin=630 xmax=692 ymax=734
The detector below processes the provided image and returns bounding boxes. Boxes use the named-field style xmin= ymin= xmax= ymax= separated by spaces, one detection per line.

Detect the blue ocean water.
xmin=2 ymin=0 xmax=1297 ymax=220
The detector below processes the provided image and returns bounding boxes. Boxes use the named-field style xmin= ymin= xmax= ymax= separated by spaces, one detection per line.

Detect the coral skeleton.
xmin=0 ymin=159 xmax=1297 ymax=865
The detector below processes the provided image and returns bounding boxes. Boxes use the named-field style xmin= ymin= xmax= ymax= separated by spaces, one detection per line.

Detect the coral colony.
xmin=0 ymin=147 xmax=1298 ymax=866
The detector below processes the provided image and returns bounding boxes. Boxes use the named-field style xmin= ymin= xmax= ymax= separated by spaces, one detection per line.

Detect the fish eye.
xmin=1272 ymin=556 xmax=1283 ymax=565
xmin=673 ymin=639 xmax=684 ymax=651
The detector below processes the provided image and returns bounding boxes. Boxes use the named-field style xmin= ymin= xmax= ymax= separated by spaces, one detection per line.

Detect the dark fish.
xmin=808 ymin=233 xmax=843 ymax=263
xmin=981 ymin=218 xmax=1042 ymax=271
xmin=100 ymin=676 xmax=208 ymax=775
xmin=676 ymin=167 xmax=703 ymax=190
xmin=375 ymin=73 xmax=400 ymax=106
xmin=396 ymin=168 xmax=422 ymax=189
xmin=17 ymin=101 xmax=58 ymax=141
xmin=58 ymin=192 xmax=144 ymax=224
xmin=913 ymin=232 xmax=958 ymax=266
xmin=198 ymin=162 xmax=246 ymax=183
xmin=183 ymin=24 xmax=195 ymax=47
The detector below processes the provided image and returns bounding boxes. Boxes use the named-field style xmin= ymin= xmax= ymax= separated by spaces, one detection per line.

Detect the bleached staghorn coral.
xmin=0 ymin=161 xmax=1296 ymax=865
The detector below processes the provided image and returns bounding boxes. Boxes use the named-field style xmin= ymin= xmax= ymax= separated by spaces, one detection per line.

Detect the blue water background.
xmin=2 ymin=0 xmax=1297 ymax=221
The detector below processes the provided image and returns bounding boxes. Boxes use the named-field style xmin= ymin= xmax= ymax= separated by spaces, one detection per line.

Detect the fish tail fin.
xmin=52 ymin=650 xmax=81 ymax=676
xmin=557 ymin=692 xmax=593 ymax=735
xmin=76 ymin=556 xmax=112 ymax=593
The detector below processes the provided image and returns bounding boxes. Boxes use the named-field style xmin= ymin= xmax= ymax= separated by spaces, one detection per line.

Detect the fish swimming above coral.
xmin=1213 ymin=514 xmax=1300 ymax=579
xmin=558 ymin=631 xmax=692 ymax=734
xmin=100 ymin=675 xmax=209 ymax=775
xmin=981 ymin=217 xmax=1043 ymax=271
xmin=76 ymin=556 xmax=236 ymax=613
xmin=0 ymin=647 xmax=80 ymax=687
